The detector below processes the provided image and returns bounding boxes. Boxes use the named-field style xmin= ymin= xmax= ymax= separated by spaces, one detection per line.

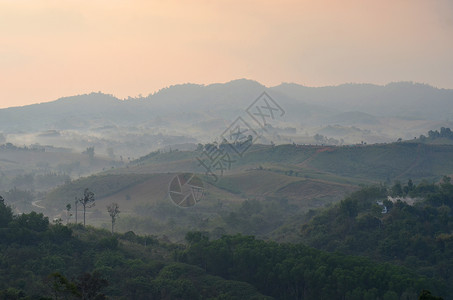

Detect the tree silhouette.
xmin=84 ymin=146 xmax=95 ymax=162
xmin=419 ymin=290 xmax=444 ymax=300
xmin=76 ymin=272 xmax=108 ymax=300
xmin=65 ymin=203 xmax=72 ymax=224
xmin=0 ymin=195 xmax=13 ymax=227
xmin=74 ymin=197 xmax=79 ymax=224
xmin=46 ymin=272 xmax=79 ymax=299
xmin=78 ymin=188 xmax=95 ymax=226
xmin=107 ymin=203 xmax=120 ymax=234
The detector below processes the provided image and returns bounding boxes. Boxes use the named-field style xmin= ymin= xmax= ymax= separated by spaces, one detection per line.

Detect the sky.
xmin=0 ymin=0 xmax=452 ymax=108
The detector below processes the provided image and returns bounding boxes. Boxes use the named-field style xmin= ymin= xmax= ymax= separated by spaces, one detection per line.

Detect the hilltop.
xmin=1 ymin=80 xmax=453 ymax=158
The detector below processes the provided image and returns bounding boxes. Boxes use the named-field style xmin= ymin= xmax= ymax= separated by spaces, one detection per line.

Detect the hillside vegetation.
xmin=300 ymin=178 xmax=453 ymax=298
xmin=129 ymin=142 xmax=453 ymax=183
xmin=3 ymin=135 xmax=453 ymax=298
xmin=36 ymin=140 xmax=453 ymax=242
xmin=0 ymin=197 xmax=270 ymax=299
xmin=0 ymin=197 xmax=446 ymax=299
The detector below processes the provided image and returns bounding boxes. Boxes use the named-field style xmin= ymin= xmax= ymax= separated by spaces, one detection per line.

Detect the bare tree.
xmin=78 ymin=188 xmax=95 ymax=226
xmin=107 ymin=203 xmax=120 ymax=234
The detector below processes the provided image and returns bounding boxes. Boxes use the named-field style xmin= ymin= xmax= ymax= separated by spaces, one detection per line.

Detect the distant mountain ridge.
xmin=1 ymin=79 xmax=452 ymax=154
xmin=273 ymin=81 xmax=453 ymax=119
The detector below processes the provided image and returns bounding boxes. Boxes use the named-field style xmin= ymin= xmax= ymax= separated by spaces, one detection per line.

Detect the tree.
xmin=407 ymin=179 xmax=414 ymax=192
xmin=76 ymin=272 xmax=108 ymax=300
xmin=0 ymin=195 xmax=13 ymax=227
xmin=107 ymin=203 xmax=120 ymax=234
xmin=314 ymin=134 xmax=325 ymax=144
xmin=419 ymin=290 xmax=444 ymax=300
xmin=340 ymin=198 xmax=358 ymax=218
xmin=65 ymin=203 xmax=72 ymax=224
xmin=391 ymin=181 xmax=403 ymax=197
xmin=78 ymin=188 xmax=95 ymax=226
xmin=84 ymin=146 xmax=95 ymax=162
xmin=46 ymin=272 xmax=79 ymax=300
xmin=13 ymin=211 xmax=49 ymax=232
xmin=74 ymin=197 xmax=79 ymax=224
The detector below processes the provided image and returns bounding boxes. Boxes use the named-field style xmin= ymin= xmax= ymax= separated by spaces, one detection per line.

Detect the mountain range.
xmin=1 ymin=79 xmax=452 ymax=157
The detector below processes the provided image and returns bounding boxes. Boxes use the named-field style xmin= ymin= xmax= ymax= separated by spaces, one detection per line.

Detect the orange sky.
xmin=0 ymin=0 xmax=452 ymax=108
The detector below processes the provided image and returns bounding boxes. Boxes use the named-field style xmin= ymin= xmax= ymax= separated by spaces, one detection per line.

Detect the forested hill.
xmin=0 ymin=197 xmax=269 ymax=299
xmin=300 ymin=178 xmax=453 ymax=298
xmin=0 ymin=196 xmax=446 ymax=299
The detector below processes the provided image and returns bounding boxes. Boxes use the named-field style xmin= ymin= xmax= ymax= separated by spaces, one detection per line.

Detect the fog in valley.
xmin=1 ymin=1 xmax=453 ymax=299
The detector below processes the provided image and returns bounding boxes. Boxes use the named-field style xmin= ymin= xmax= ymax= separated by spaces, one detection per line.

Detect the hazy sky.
xmin=1 ymin=0 xmax=452 ymax=108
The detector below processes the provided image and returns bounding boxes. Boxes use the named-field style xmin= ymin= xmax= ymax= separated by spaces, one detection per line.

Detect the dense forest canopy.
xmin=0 ymin=180 xmax=450 ymax=299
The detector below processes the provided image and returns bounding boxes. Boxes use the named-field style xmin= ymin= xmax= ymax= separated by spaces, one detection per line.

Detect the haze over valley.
xmin=1 ymin=1 xmax=453 ymax=299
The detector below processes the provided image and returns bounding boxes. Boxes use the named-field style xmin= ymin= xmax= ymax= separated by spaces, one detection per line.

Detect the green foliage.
xmin=391 ymin=181 xmax=403 ymax=197
xmin=3 ymin=174 xmax=453 ymax=299
xmin=221 ymin=198 xmax=295 ymax=236
xmin=340 ymin=197 xmax=358 ymax=218
xmin=419 ymin=289 xmax=444 ymax=299
xmin=182 ymin=233 xmax=443 ymax=299
xmin=0 ymin=209 xmax=267 ymax=299
xmin=76 ymin=271 xmax=108 ymax=300
xmin=12 ymin=211 xmax=49 ymax=232
xmin=46 ymin=272 xmax=79 ymax=299
xmin=0 ymin=195 xmax=13 ymax=227
xmin=426 ymin=128 xmax=453 ymax=141
xmin=0 ymin=288 xmax=29 ymax=300
xmin=301 ymin=181 xmax=453 ymax=298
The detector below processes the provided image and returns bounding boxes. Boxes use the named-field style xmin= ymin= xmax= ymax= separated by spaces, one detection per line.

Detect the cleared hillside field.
xmin=41 ymin=141 xmax=453 ymax=241
xmin=119 ymin=142 xmax=453 ymax=184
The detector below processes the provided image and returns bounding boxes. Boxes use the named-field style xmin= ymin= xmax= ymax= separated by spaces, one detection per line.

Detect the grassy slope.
xmin=122 ymin=142 xmax=453 ymax=185
xmin=42 ymin=142 xmax=453 ymax=241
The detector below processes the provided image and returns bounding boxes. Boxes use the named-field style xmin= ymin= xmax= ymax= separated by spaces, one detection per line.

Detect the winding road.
xmin=31 ymin=199 xmax=46 ymax=209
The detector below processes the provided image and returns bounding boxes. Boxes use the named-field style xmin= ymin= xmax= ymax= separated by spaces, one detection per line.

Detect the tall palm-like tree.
xmin=78 ymin=188 xmax=95 ymax=226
